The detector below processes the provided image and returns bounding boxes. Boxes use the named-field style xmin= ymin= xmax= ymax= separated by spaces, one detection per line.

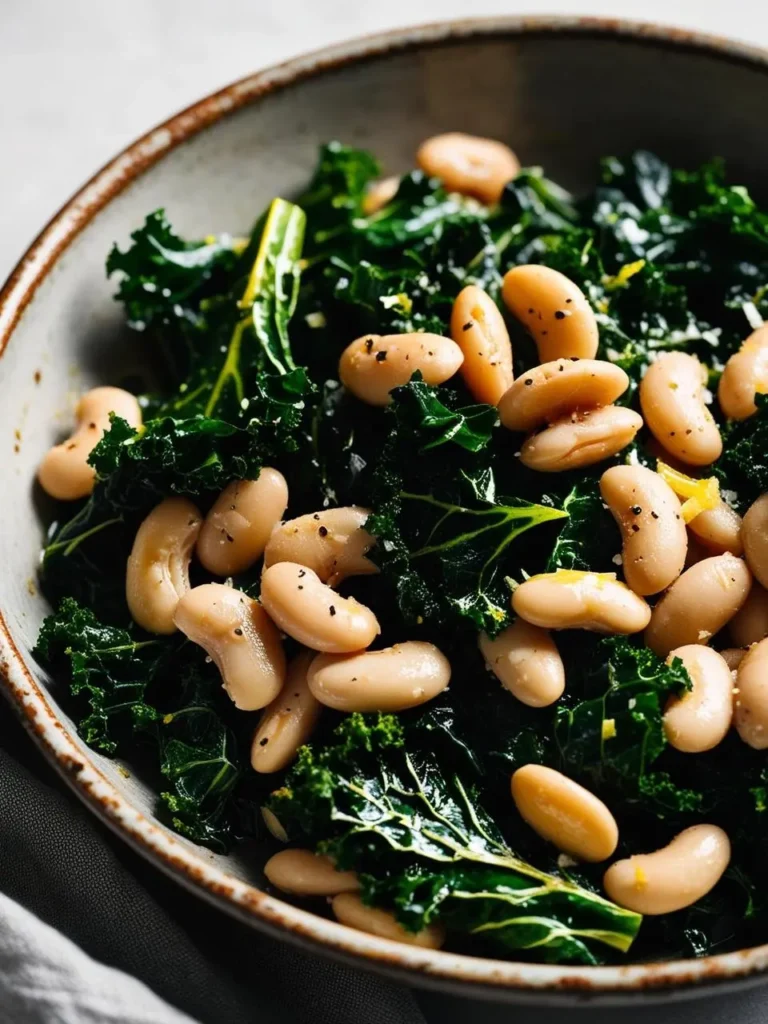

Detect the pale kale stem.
xmin=43 ymin=515 xmax=123 ymax=561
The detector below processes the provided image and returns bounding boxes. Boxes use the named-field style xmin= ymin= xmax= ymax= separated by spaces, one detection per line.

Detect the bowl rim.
xmin=2 ymin=13 xmax=768 ymax=1001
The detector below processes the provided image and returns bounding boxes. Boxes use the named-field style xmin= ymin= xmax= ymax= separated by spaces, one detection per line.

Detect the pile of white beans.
xmin=36 ymin=131 xmax=768 ymax=949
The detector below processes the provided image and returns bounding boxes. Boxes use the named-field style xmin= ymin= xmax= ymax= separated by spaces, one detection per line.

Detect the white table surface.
xmin=4 ymin=2 xmax=768 ymax=1022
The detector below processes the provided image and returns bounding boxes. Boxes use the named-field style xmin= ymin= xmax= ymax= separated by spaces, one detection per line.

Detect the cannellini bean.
xmin=497 ymin=358 xmax=628 ymax=433
xmin=126 ymin=497 xmax=202 ymax=634
xmin=742 ymin=493 xmax=768 ymax=589
xmin=645 ymin=553 xmax=752 ymax=657
xmin=501 ymin=265 xmax=599 ymax=363
xmin=331 ymin=893 xmax=445 ymax=948
xmin=260 ymin=562 xmax=380 ymax=653
xmin=416 ymin=132 xmax=519 ymax=205
xmin=663 ymin=645 xmax=733 ymax=753
xmin=717 ymin=324 xmax=768 ymax=420
xmin=603 ymin=825 xmax=730 ymax=915
xmin=174 ymin=583 xmax=286 ymax=710
xmin=38 ymin=386 xmax=142 ymax=500
xmin=639 ymin=352 xmax=722 ymax=466
xmin=251 ymin=651 xmax=321 ymax=773
xmin=478 ymin=619 xmax=564 ymax=707
xmin=730 ymin=581 xmax=768 ymax=647
xmin=450 ymin=285 xmax=514 ymax=405
xmin=339 ymin=333 xmax=463 ymax=406
xmin=261 ymin=807 xmax=288 ymax=843
xmin=688 ymin=501 xmax=743 ymax=556
xmin=720 ymin=647 xmax=747 ymax=673
xmin=264 ymin=849 xmax=359 ymax=896
xmin=520 ymin=406 xmax=643 ymax=473
xmin=197 ymin=470 xmax=288 ymax=576
xmin=512 ymin=570 xmax=651 ymax=634
xmin=308 ymin=642 xmax=450 ymax=712
xmin=734 ymin=636 xmax=768 ymax=749
xmin=510 ymin=764 xmax=618 ymax=862
xmin=263 ymin=506 xmax=376 ymax=586
xmin=361 ymin=176 xmax=399 ymax=216
xmin=599 ymin=465 xmax=687 ymax=596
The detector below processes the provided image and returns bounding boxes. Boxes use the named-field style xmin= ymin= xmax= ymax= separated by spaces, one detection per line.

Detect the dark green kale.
xmin=270 ymin=714 xmax=641 ymax=963
xmin=34 ymin=598 xmax=241 ymax=850
xmin=367 ymin=382 xmax=566 ymax=635
xmin=107 ymin=210 xmax=243 ymax=387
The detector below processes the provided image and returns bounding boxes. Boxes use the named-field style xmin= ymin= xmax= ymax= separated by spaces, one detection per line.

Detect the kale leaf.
xmin=269 ymin=714 xmax=641 ymax=963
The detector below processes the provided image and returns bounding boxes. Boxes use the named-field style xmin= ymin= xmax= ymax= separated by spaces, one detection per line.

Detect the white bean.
xmin=599 ymin=464 xmax=687 ymax=596
xmin=259 ymin=562 xmax=380 ymax=653
xmin=251 ymin=651 xmax=321 ymax=773
xmin=416 ymin=132 xmax=519 ymax=205
xmin=512 ymin=570 xmax=651 ymax=634
xmin=339 ymin=333 xmax=463 ymax=407
xmin=718 ymin=324 xmax=768 ymax=420
xmin=501 ymin=266 xmax=599 ymax=362
xmin=510 ymin=764 xmax=618 ymax=862
xmin=639 ymin=352 xmax=722 ymax=466
xmin=450 ymin=285 xmax=513 ymax=405
xmin=479 ymin=619 xmax=564 ymax=707
xmin=498 ymin=358 xmax=628 ymax=433
xmin=264 ymin=849 xmax=359 ymax=896
xmin=742 ymin=493 xmax=768 ymax=589
xmin=197 ymin=470 xmax=288 ymax=576
xmin=263 ymin=506 xmax=376 ymax=586
xmin=38 ymin=386 xmax=142 ymax=500
xmin=174 ymin=583 xmax=286 ymax=710
xmin=645 ymin=554 xmax=752 ymax=657
xmin=308 ymin=642 xmax=450 ymax=713
xmin=733 ymin=636 xmax=768 ymax=749
xmin=332 ymin=893 xmax=445 ymax=948
xmin=603 ymin=825 xmax=730 ymax=915
xmin=663 ymin=645 xmax=733 ymax=753
xmin=730 ymin=581 xmax=768 ymax=647
xmin=520 ymin=406 xmax=642 ymax=472
xmin=126 ymin=497 xmax=202 ymax=634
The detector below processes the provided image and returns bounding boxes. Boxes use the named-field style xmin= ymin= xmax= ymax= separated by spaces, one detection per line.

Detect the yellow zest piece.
xmin=602 ymin=259 xmax=646 ymax=292
xmin=162 ymin=713 xmax=174 ymax=725
xmin=634 ymin=865 xmax=648 ymax=890
xmin=602 ymin=718 xmax=617 ymax=741
xmin=379 ymin=292 xmax=413 ymax=315
xmin=530 ymin=569 xmax=617 ymax=585
xmin=656 ymin=460 xmax=721 ymax=523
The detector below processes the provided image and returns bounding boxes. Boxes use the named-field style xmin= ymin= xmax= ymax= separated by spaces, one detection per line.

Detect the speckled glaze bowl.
xmin=3 ymin=16 xmax=768 ymax=1005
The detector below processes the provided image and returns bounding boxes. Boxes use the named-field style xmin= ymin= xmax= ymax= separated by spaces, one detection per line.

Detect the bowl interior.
xmin=4 ymin=22 xmax=768 ymax=993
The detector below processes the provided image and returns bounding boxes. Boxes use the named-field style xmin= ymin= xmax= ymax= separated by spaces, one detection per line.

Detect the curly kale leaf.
xmin=545 ymin=479 xmax=620 ymax=572
xmin=158 ymin=198 xmax=307 ymax=421
xmin=714 ymin=395 xmax=768 ymax=509
xmin=34 ymin=598 xmax=241 ymax=850
xmin=33 ymin=597 xmax=162 ymax=752
xmin=554 ymin=636 xmax=691 ymax=798
xmin=269 ymin=715 xmax=641 ymax=963
xmin=107 ymin=210 xmax=243 ymax=386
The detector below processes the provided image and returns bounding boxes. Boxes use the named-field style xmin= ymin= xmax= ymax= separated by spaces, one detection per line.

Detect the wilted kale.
xmin=34 ymin=141 xmax=768 ymax=961
xmin=270 ymin=714 xmax=641 ymax=964
xmin=34 ymin=598 xmax=241 ymax=849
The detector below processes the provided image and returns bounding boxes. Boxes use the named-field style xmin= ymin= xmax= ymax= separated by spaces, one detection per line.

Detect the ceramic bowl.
xmin=3 ymin=15 xmax=768 ymax=1004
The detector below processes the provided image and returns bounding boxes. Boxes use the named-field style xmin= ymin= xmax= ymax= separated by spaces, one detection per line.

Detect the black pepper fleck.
xmin=566 ymin=298 xmax=573 ymax=303
xmin=225 ymin=533 xmax=234 ymax=543
xmin=259 ymin=738 xmax=269 ymax=747
xmin=298 ymin=569 xmax=306 ymax=578
xmin=365 ymin=337 xmax=374 ymax=353
xmin=375 ymin=351 xmax=387 ymax=362
xmin=631 ymin=505 xmax=642 ymax=515
xmin=631 ymin=524 xmax=640 ymax=533
xmin=313 ymin=514 xmax=320 ymax=520
xmin=462 ymin=321 xmax=473 ymax=331
xmin=319 ymin=525 xmax=328 ymax=537
xmin=524 ymin=379 xmax=533 ymax=386
xmin=651 ymin=511 xmax=659 ymax=520
xmin=329 ymin=606 xmax=337 ymax=617
xmin=234 ymin=627 xmax=243 ymax=636
xmin=554 ymin=311 xmax=566 ymax=320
